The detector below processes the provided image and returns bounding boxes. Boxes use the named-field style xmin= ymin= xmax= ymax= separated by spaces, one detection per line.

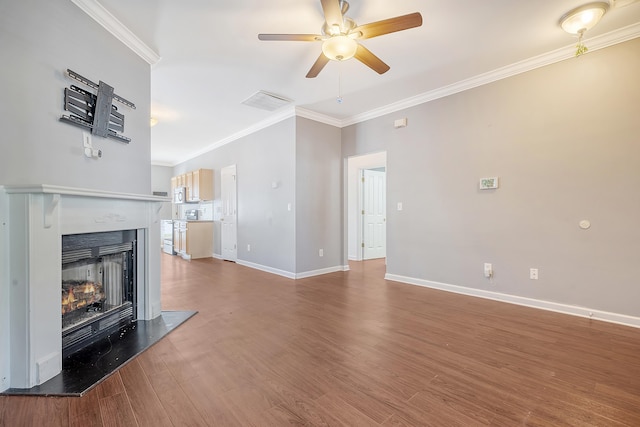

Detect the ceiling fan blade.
xmin=321 ymin=0 xmax=344 ymax=27
xmin=258 ymin=34 xmax=321 ymax=42
xmin=353 ymin=12 xmax=423 ymax=39
xmin=306 ymin=53 xmax=330 ymax=78
xmin=354 ymin=44 xmax=390 ymax=74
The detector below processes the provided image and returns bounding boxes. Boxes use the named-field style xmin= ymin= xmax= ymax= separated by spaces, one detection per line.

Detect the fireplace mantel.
xmin=3 ymin=184 xmax=169 ymax=201
xmin=2 ymin=185 xmax=168 ymax=391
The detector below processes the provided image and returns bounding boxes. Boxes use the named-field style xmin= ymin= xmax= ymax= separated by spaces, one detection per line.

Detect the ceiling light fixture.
xmin=322 ymin=35 xmax=358 ymax=61
xmin=559 ymin=2 xmax=609 ymax=56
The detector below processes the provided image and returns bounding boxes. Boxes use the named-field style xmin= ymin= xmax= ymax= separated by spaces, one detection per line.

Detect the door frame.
xmin=346 ymin=152 xmax=387 ymax=261
xmin=220 ymin=164 xmax=237 ymax=262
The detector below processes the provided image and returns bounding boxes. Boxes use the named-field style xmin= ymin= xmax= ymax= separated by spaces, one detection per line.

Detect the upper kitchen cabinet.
xmin=190 ymin=168 xmax=213 ymax=201
xmin=171 ymin=168 xmax=213 ymax=202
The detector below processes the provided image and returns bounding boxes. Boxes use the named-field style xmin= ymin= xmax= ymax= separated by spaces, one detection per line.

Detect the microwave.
xmin=174 ymin=187 xmax=186 ymax=203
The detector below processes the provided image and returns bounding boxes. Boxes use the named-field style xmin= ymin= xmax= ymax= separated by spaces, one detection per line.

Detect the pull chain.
xmin=337 ymin=63 xmax=343 ymax=104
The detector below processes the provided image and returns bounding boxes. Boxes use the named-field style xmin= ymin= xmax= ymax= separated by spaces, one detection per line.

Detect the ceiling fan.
xmin=258 ymin=0 xmax=423 ymax=78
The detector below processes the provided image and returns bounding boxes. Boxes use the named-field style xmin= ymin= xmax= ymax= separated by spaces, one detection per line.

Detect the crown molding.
xmin=295 ymin=107 xmax=343 ymax=127
xmin=173 ymin=108 xmax=297 ymax=165
xmin=341 ymin=22 xmax=640 ymax=127
xmin=70 ymin=0 xmax=161 ymax=65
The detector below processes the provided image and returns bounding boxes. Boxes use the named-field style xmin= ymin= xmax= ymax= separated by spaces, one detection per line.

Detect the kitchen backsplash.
xmin=175 ymin=201 xmax=213 ymax=220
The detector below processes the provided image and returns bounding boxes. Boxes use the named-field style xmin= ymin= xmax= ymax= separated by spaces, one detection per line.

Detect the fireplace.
xmin=61 ymin=230 xmax=137 ymax=356
xmin=1 ymin=185 xmax=166 ymax=391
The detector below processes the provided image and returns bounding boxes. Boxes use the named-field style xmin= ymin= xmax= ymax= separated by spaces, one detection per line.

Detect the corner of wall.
xmin=0 ymin=186 xmax=10 ymax=391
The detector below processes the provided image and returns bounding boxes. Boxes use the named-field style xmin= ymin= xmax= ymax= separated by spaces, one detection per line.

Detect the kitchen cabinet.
xmin=173 ymin=220 xmax=213 ymax=259
xmin=170 ymin=168 xmax=213 ymax=202
xmin=190 ymin=168 xmax=213 ymax=201
xmin=185 ymin=171 xmax=193 ymax=200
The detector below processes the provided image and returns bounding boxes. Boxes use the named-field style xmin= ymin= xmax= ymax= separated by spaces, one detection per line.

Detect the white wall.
xmin=0 ymin=0 xmax=152 ymax=194
xmin=342 ymin=37 xmax=640 ymax=322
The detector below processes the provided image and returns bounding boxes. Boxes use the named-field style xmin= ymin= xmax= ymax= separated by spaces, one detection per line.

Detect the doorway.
xmin=347 ymin=152 xmax=387 ymax=261
xmin=221 ymin=164 xmax=237 ymax=262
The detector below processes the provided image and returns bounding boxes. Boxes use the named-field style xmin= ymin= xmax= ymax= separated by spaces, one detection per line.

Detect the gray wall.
xmin=151 ymin=165 xmax=173 ymax=220
xmin=175 ymin=119 xmax=297 ymax=273
xmin=295 ymin=117 xmax=343 ymax=273
xmin=0 ymin=0 xmax=152 ymax=390
xmin=151 ymin=165 xmax=173 ymax=195
xmin=0 ymin=0 xmax=152 ymax=194
xmin=174 ymin=116 xmax=344 ymax=275
xmin=342 ymin=38 xmax=640 ymax=317
xmin=0 ymin=192 xmax=7 ymax=391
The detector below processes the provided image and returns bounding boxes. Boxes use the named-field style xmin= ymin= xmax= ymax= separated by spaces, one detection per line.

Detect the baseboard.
xmin=384 ymin=273 xmax=640 ymax=329
xmin=235 ymin=260 xmax=350 ymax=280
xmin=236 ymin=259 xmax=296 ymax=279
xmin=296 ymin=265 xmax=350 ymax=279
xmin=212 ymin=253 xmax=222 ymax=260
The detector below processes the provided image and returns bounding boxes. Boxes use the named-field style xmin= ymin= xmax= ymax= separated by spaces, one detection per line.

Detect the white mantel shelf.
xmin=2 ymin=185 xmax=171 ymax=202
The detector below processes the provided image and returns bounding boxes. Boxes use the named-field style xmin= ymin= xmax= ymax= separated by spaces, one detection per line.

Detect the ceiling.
xmin=90 ymin=0 xmax=640 ymax=166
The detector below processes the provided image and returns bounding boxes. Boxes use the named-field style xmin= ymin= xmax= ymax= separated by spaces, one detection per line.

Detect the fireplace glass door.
xmin=61 ymin=230 xmax=136 ymax=356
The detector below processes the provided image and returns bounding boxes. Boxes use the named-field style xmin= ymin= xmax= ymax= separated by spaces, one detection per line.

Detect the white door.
xmin=362 ymin=169 xmax=386 ymax=259
xmin=221 ymin=165 xmax=237 ymax=262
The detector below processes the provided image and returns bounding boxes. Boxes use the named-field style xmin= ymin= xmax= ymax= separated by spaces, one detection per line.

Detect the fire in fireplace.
xmin=61 ymin=230 xmax=137 ymax=356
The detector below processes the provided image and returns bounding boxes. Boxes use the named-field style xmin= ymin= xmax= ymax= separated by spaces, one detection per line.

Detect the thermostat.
xmin=479 ymin=177 xmax=499 ymax=190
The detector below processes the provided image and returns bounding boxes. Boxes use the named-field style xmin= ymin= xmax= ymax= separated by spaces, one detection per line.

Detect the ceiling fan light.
xmin=322 ymin=35 xmax=357 ymax=61
xmin=560 ymin=2 xmax=609 ymax=34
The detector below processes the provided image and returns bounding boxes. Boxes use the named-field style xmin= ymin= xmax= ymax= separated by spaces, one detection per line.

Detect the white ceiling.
xmin=91 ymin=0 xmax=640 ymax=166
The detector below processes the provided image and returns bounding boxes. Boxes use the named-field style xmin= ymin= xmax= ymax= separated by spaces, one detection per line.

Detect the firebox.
xmin=61 ymin=230 xmax=137 ymax=356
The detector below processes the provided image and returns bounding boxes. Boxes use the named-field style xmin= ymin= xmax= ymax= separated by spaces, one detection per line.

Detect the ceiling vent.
xmin=241 ymin=90 xmax=293 ymax=111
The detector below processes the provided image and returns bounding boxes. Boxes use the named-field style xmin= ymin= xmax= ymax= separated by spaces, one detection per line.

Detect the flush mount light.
xmin=322 ymin=35 xmax=358 ymax=61
xmin=559 ymin=2 xmax=609 ymax=56
xmin=560 ymin=2 xmax=609 ymax=34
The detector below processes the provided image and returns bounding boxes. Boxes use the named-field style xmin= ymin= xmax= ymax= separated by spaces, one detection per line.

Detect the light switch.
xmin=397 ymin=202 xmax=403 ymax=211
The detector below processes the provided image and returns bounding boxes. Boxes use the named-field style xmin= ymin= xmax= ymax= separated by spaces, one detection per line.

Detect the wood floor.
xmin=2 ymin=255 xmax=640 ymax=426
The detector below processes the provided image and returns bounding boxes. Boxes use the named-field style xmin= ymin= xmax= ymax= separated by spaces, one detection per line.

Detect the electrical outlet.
xmin=530 ymin=268 xmax=539 ymax=280
xmin=319 ymin=249 xmax=324 ymax=257
xmin=484 ymin=263 xmax=493 ymax=278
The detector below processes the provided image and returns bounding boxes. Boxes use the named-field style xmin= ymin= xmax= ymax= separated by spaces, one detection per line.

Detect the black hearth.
xmin=61 ymin=230 xmax=136 ymax=356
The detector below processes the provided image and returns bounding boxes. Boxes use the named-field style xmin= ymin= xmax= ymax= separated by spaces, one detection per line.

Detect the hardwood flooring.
xmin=2 ymin=254 xmax=640 ymax=426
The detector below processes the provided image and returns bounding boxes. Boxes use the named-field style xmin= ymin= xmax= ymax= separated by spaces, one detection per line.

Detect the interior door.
xmin=363 ymin=169 xmax=386 ymax=260
xmin=221 ymin=165 xmax=237 ymax=261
